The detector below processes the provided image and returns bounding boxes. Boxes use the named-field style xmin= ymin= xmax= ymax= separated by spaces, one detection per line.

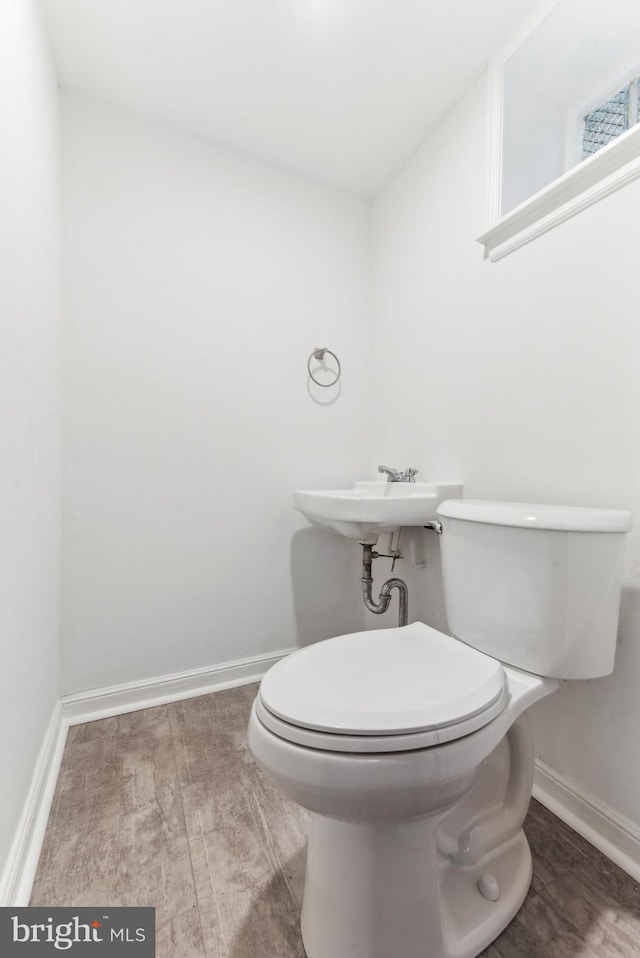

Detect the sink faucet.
xmin=378 ymin=465 xmax=419 ymax=483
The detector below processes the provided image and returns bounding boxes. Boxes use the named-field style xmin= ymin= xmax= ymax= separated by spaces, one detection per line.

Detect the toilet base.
xmin=300 ymin=814 xmax=531 ymax=958
xmin=438 ymin=829 xmax=531 ymax=958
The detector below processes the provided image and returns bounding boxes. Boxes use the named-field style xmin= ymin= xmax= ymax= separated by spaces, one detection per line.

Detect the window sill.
xmin=477 ymin=123 xmax=640 ymax=262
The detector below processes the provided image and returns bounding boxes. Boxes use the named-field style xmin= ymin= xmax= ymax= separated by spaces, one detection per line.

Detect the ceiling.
xmin=42 ymin=0 xmax=539 ymax=196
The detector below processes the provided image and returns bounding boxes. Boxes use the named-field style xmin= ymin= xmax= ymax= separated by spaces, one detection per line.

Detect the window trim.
xmin=478 ymin=15 xmax=640 ymax=262
xmin=478 ymin=121 xmax=640 ymax=260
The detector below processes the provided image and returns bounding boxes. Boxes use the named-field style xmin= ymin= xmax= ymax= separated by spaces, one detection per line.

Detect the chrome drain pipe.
xmin=360 ymin=543 xmax=408 ymax=627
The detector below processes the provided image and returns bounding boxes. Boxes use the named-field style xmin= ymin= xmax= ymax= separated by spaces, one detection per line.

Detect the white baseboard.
xmin=61 ymin=647 xmax=295 ymax=726
xmin=533 ymin=758 xmax=640 ymax=884
xmin=0 ymin=647 xmax=293 ymax=906
xmin=0 ymin=703 xmax=68 ymax=907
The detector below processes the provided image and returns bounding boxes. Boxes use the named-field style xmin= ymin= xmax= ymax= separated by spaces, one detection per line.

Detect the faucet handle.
xmin=404 ymin=467 xmax=418 ymax=482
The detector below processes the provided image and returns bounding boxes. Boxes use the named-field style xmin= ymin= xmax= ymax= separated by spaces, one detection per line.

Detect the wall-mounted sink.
xmin=294 ymin=480 xmax=463 ymax=544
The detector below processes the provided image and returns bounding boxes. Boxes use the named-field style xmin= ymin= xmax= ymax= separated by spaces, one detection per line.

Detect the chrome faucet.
xmin=378 ymin=465 xmax=419 ymax=483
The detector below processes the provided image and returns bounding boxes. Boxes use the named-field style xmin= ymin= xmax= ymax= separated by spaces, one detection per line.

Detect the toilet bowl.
xmin=249 ymin=499 xmax=631 ymax=958
xmin=249 ymin=624 xmax=557 ymax=958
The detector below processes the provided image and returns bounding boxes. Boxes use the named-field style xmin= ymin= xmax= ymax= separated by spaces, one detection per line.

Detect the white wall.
xmin=61 ymin=93 xmax=370 ymax=694
xmin=371 ymin=76 xmax=640 ymax=827
xmin=0 ymin=1 xmax=62 ymax=876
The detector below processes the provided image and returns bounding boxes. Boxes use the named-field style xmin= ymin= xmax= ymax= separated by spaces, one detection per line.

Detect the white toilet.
xmin=248 ymin=499 xmax=631 ymax=958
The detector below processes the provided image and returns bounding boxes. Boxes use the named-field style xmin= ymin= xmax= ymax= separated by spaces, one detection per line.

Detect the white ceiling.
xmin=41 ymin=0 xmax=539 ymax=196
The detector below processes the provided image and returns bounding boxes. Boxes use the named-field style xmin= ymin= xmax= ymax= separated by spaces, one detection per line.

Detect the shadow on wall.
xmin=616 ymin=580 xmax=640 ymax=656
xmin=290 ymin=527 xmax=365 ymax=648
xmin=401 ymin=527 xmax=449 ymax=632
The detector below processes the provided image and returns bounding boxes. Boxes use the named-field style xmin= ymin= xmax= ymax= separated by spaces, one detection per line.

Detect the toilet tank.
xmin=436 ymin=499 xmax=631 ymax=679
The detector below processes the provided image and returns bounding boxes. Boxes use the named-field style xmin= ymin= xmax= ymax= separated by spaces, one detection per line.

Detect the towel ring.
xmin=307 ymin=347 xmax=341 ymax=388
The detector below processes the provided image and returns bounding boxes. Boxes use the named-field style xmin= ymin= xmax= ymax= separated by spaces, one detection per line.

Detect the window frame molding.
xmin=478 ymin=1 xmax=640 ymax=261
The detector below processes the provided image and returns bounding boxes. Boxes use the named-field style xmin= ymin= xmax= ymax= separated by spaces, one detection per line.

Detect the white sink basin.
xmin=294 ymin=480 xmax=463 ymax=544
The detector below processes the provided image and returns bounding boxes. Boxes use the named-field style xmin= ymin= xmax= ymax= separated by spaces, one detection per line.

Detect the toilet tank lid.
xmin=437 ymin=499 xmax=632 ymax=532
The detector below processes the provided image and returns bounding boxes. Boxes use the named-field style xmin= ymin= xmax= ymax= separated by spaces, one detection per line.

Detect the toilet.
xmin=248 ymin=499 xmax=631 ymax=958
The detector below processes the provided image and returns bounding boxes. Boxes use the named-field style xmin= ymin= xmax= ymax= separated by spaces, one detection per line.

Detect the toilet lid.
xmin=259 ymin=622 xmax=505 ymax=737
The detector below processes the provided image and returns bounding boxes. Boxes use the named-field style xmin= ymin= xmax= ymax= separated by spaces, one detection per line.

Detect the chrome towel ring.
xmin=307 ymin=347 xmax=341 ymax=387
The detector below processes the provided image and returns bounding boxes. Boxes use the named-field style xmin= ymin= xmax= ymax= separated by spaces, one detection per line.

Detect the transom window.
xmin=582 ymin=77 xmax=640 ymax=159
xmin=480 ymin=0 xmax=640 ymax=259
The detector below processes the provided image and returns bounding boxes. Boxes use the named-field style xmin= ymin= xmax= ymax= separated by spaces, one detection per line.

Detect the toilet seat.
xmin=258 ymin=622 xmax=508 ymax=753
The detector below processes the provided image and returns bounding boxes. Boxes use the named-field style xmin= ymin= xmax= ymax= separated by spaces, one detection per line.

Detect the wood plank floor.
xmin=31 ymin=684 xmax=640 ymax=957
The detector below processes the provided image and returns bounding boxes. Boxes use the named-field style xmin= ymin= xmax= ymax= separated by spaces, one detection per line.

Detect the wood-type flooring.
xmin=31 ymin=683 xmax=640 ymax=957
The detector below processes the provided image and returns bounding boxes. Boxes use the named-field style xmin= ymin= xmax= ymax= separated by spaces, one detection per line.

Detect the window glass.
xmin=583 ymin=85 xmax=629 ymax=159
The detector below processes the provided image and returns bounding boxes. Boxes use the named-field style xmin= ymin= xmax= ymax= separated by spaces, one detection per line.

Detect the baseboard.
xmin=0 ymin=703 xmax=68 ymax=907
xmin=60 ymin=647 xmax=295 ymax=726
xmin=0 ymin=647 xmax=293 ymax=907
xmin=533 ymin=758 xmax=640 ymax=884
